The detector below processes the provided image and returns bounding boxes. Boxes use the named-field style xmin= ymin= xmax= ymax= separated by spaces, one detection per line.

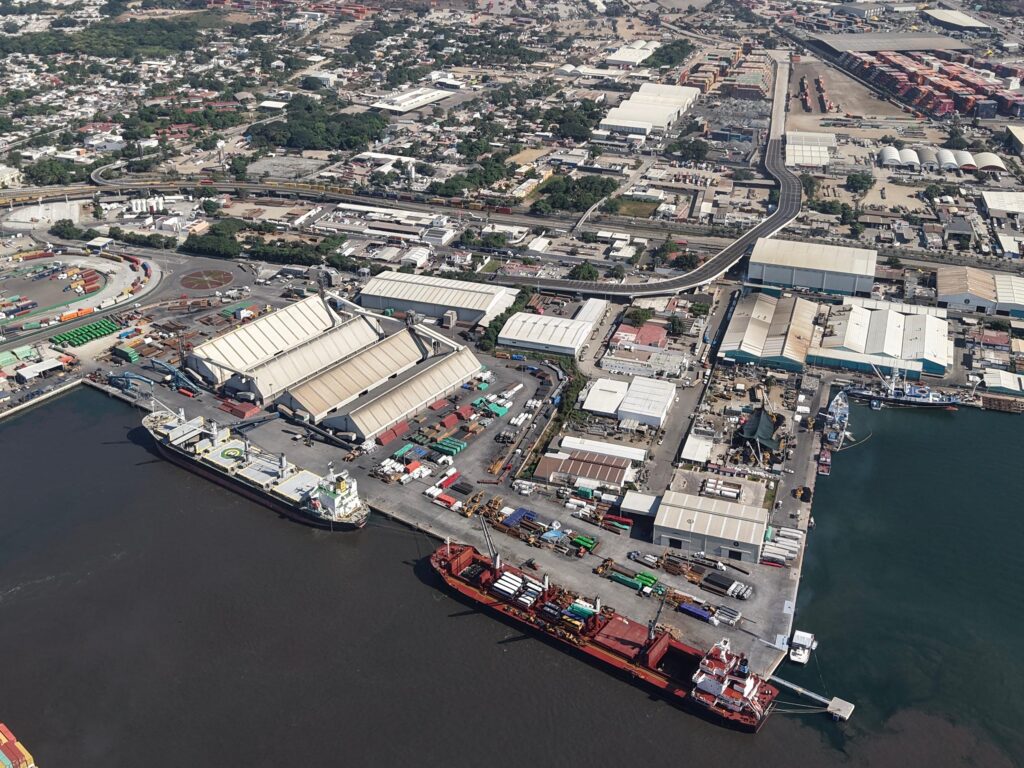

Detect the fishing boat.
xmin=823 ymin=390 xmax=850 ymax=450
xmin=817 ymin=448 xmax=832 ymax=476
xmin=143 ymin=408 xmax=369 ymax=530
xmin=847 ymin=367 xmax=959 ymax=410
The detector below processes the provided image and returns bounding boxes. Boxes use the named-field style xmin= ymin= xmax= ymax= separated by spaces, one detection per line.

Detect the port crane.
xmin=108 ymin=371 xmax=158 ymax=394
xmin=146 ymin=358 xmax=200 ymax=394
xmin=231 ymin=411 xmax=280 ymax=433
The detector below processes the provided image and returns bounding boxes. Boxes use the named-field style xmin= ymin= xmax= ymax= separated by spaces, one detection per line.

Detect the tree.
xmin=667 ymin=138 xmax=709 ymax=162
xmin=567 ymin=262 xmax=599 ymax=281
xmin=607 ymin=263 xmax=626 ymax=279
xmin=850 ymin=222 xmax=866 ymax=238
xmin=733 ymin=169 xmax=755 ymax=181
xmin=625 ymin=307 xmax=654 ymax=326
xmin=201 ymin=199 xmax=220 ymax=216
xmin=885 ymin=254 xmax=903 ymax=268
xmin=799 ymin=173 xmax=820 ymax=199
xmin=845 ymin=172 xmax=875 ymax=194
xmin=668 ymin=315 xmax=686 ymax=336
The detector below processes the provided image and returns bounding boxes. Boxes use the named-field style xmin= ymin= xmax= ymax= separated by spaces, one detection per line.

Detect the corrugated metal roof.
xmin=994 ymin=273 xmax=1024 ymax=308
xmin=720 ymin=292 xmax=775 ymax=359
xmin=750 ymin=238 xmax=877 ymax=278
xmin=190 ymin=297 xmax=335 ymax=385
xmin=359 ymin=270 xmax=518 ymax=322
xmin=617 ymin=376 xmax=676 ymax=421
xmin=347 ymin=347 xmax=481 ymax=438
xmin=498 ymin=312 xmax=593 ymax=354
xmin=900 ymin=314 xmax=948 ymax=368
xmin=721 ymin=292 xmax=816 ymax=365
xmin=865 ymin=309 xmax=905 ymax=358
xmin=822 ymin=304 xmax=871 ymax=353
xmin=655 ymin=491 xmax=767 ymax=547
xmin=582 ymin=378 xmax=629 ymax=416
xmin=936 ymin=266 xmax=996 ymax=301
xmin=559 ymin=435 xmax=647 ymax=462
xmin=286 ymin=328 xmax=426 ymax=420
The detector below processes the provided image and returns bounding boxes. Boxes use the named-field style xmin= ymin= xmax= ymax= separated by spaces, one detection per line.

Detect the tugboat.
xmin=143 ymin=408 xmax=369 ymax=530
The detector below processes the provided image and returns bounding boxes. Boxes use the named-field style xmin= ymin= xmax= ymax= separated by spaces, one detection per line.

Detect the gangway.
xmin=770 ymin=675 xmax=855 ymax=721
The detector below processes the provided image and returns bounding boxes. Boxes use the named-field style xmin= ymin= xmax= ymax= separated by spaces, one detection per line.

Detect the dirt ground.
xmin=510 ymin=148 xmax=551 ymax=165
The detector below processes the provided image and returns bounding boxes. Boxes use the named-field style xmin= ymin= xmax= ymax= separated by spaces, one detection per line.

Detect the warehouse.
xmin=358 ymin=270 xmax=519 ymax=326
xmin=652 ymin=491 xmax=768 ymax=563
xmin=719 ymin=292 xmax=817 ymax=371
xmin=785 ymin=131 xmax=836 ymax=169
xmin=334 ymin=344 xmax=482 ymax=441
xmin=606 ymin=40 xmax=661 ymax=68
xmin=747 ymin=238 xmax=877 ymax=296
xmin=559 ymin=435 xmax=647 ymax=463
xmin=815 ymin=304 xmax=952 ymax=374
xmin=498 ymin=313 xmax=594 ymax=357
xmin=534 ymin=450 xmax=634 ymax=491
xmin=280 ymin=327 xmax=428 ymax=422
xmin=600 ymin=83 xmax=700 ymax=136
xmin=980 ymin=190 xmax=1024 ymax=218
xmin=616 ymin=376 xmax=676 ymax=428
xmin=813 ymin=32 xmax=968 ymax=54
xmin=581 ymin=378 xmax=629 ymax=417
xmin=185 ymin=296 xmax=377 ymax=400
xmin=983 ymin=369 xmax=1024 ymax=396
xmin=923 ymin=9 xmax=991 ymax=33
xmin=936 ymin=266 xmax=997 ymax=313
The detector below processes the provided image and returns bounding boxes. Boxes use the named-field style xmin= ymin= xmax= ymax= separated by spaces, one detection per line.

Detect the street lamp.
xmin=687 ymin=517 xmax=695 ymax=563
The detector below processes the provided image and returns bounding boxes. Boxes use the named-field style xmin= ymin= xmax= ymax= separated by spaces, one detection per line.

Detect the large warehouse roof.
xmin=813 ymin=32 xmax=968 ymax=52
xmin=559 ymin=435 xmax=647 ymax=463
xmin=498 ymin=313 xmax=594 ymax=355
xmin=246 ymin=314 xmax=383 ymax=400
xmin=655 ymin=491 xmax=768 ymax=548
xmin=285 ymin=328 xmax=426 ymax=420
xmin=618 ymin=376 xmax=675 ymax=421
xmin=189 ymin=296 xmax=336 ymax=385
xmin=818 ymin=304 xmax=950 ymax=371
xmin=601 ymin=83 xmax=699 ymax=132
xmin=923 ymin=8 xmax=990 ymax=30
xmin=721 ymin=292 xmax=817 ymax=367
xmin=749 ymin=238 xmax=877 ymax=278
xmin=936 ymin=266 xmax=997 ymax=301
xmin=345 ymin=347 xmax=481 ymax=439
xmin=359 ymin=270 xmax=519 ymax=324
xmin=981 ymin=190 xmax=1024 ymax=216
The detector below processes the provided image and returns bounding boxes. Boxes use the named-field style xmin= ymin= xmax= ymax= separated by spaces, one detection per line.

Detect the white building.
xmin=616 ymin=376 xmax=676 ymax=428
xmin=653 ymin=491 xmax=768 ymax=563
xmin=0 ymin=164 xmax=24 ymax=187
xmin=600 ymin=83 xmax=700 ymax=136
xmin=748 ymin=238 xmax=877 ymax=295
xmin=581 ymin=378 xmax=629 ymax=417
xmin=498 ymin=313 xmax=593 ymax=357
xmin=358 ymin=270 xmax=519 ymax=326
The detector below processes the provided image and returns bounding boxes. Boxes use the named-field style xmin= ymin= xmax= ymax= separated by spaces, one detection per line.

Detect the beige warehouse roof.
xmin=359 ymin=270 xmax=518 ymax=323
xmin=189 ymin=296 xmax=336 ymax=385
xmin=286 ymin=328 xmax=427 ymax=420
xmin=347 ymin=347 xmax=482 ymax=438
xmin=936 ymin=266 xmax=996 ymax=301
xmin=750 ymin=238 xmax=877 ymax=278
xmin=721 ymin=292 xmax=816 ymax=365
xmin=244 ymin=314 xmax=384 ymax=399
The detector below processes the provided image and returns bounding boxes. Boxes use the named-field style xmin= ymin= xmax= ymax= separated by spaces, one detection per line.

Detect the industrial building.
xmin=498 ymin=299 xmax=607 ymax=358
xmin=605 ymin=40 xmax=661 ymax=68
xmin=358 ymin=270 xmax=519 ymax=326
xmin=599 ymin=83 xmax=700 ymax=137
xmin=185 ymin=296 xmax=374 ymax=400
xmin=923 ymin=9 xmax=991 ymax=33
xmin=330 ymin=344 xmax=482 ymax=442
xmin=936 ymin=266 xmax=1024 ymax=316
xmin=813 ymin=32 xmax=968 ymax=54
xmin=719 ymin=292 xmax=817 ymax=371
xmin=747 ymin=238 xmax=877 ymax=296
xmin=784 ymin=131 xmax=837 ymax=169
xmin=581 ymin=378 xmax=629 ymax=417
xmin=879 ymin=146 xmax=1006 ymax=173
xmin=616 ymin=376 xmax=676 ymax=428
xmin=653 ymin=491 xmax=768 ymax=563
xmin=812 ymin=304 xmax=952 ymax=375
xmin=558 ymin=435 xmax=647 ymax=463
xmin=534 ymin=450 xmax=634 ymax=491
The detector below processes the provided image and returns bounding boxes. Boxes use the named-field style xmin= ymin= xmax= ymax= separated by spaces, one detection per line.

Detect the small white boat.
xmin=789 ymin=630 xmax=818 ymax=665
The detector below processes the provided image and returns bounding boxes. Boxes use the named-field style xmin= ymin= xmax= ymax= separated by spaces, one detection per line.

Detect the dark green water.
xmin=0 ymin=390 xmax=1020 ymax=766
xmin=788 ymin=404 xmax=1024 ymax=766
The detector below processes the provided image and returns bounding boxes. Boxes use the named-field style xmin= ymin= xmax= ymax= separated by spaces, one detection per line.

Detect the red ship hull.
xmin=431 ymin=543 xmax=777 ymax=732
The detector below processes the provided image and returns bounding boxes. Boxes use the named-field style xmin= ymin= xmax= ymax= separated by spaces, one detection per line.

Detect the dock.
xmin=770 ymin=675 xmax=855 ymax=721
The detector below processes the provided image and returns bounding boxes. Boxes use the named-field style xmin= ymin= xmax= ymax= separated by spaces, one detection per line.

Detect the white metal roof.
xmin=750 ymin=238 xmax=877 ymax=278
xmin=680 ymin=433 xmax=714 ymax=463
xmin=498 ymin=313 xmax=593 ymax=354
xmin=721 ymin=292 xmax=775 ymax=359
xmin=786 ymin=131 xmax=837 ymax=148
xmin=286 ymin=328 xmax=426 ymax=420
xmin=574 ymin=298 xmax=609 ymax=325
xmin=189 ymin=297 xmax=336 ymax=385
xmin=981 ymin=191 xmax=1024 ymax=217
xmin=346 ymin=346 xmax=482 ymax=438
xmin=898 ymin=148 xmax=920 ymax=167
xmin=953 ymin=150 xmax=976 ymax=168
xmin=865 ymin=309 xmax=905 ymax=358
xmin=617 ymin=376 xmax=675 ymax=421
xmin=924 ymin=8 xmax=990 ymax=29
xmin=582 ymin=378 xmax=629 ymax=416
xmin=878 ymin=146 xmax=901 ymax=165
xmin=822 ymin=304 xmax=871 ymax=353
xmin=983 ymin=368 xmax=1024 ymax=394
xmin=655 ymin=491 xmax=768 ymax=548
xmin=936 ymin=149 xmax=958 ymax=169
xmin=994 ymin=273 xmax=1024 ymax=309
xmin=621 ymin=491 xmax=660 ymax=516
xmin=900 ymin=314 xmax=949 ymax=368
xmin=722 ymin=292 xmax=816 ymax=364
xmin=842 ymin=296 xmax=947 ymax=319
xmin=786 ymin=144 xmax=831 ymax=167
xmin=559 ymin=435 xmax=647 ymax=462
xmin=806 ymin=346 xmax=924 ymax=374
xmin=359 ymin=270 xmax=519 ymax=323
xmin=974 ymin=152 xmax=1007 ymax=172
xmin=247 ymin=314 xmax=384 ymax=399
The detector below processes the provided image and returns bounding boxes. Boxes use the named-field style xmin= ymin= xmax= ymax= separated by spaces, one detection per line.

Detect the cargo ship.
xmin=431 ymin=541 xmax=778 ymax=732
xmin=143 ymin=408 xmax=369 ymax=530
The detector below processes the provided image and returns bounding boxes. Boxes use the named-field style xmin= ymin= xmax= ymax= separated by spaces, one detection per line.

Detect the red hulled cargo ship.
xmin=431 ymin=542 xmax=778 ymax=732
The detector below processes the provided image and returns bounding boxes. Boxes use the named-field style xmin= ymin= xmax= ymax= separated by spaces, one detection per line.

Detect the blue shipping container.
xmin=677 ymin=603 xmax=712 ymax=622
xmin=511 ymin=354 xmax=525 ymax=361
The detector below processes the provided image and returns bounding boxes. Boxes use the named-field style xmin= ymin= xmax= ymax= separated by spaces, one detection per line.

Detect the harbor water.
xmin=0 ymin=389 xmax=1019 ymax=767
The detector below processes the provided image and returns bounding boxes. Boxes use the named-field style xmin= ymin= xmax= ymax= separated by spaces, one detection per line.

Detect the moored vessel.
xmin=430 ymin=541 xmax=778 ymax=732
xmin=143 ymin=408 xmax=369 ymax=530
xmin=846 ymin=368 xmax=959 ymax=410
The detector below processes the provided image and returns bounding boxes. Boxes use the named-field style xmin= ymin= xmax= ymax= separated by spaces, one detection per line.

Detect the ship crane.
xmin=108 ymin=371 xmax=158 ymax=394
xmin=147 ymin=358 xmax=201 ymax=394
